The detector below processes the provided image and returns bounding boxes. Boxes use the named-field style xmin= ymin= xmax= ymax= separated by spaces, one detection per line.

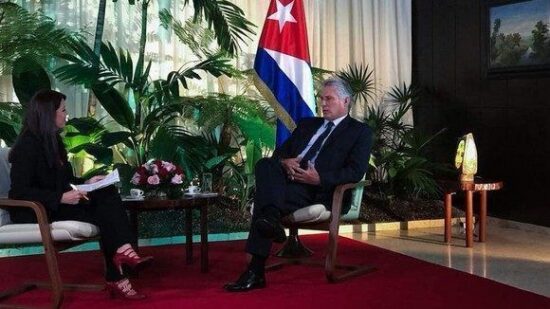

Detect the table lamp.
xmin=454 ymin=133 xmax=477 ymax=182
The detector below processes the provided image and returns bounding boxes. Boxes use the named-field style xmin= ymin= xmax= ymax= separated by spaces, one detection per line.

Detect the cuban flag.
xmin=254 ymin=0 xmax=316 ymax=146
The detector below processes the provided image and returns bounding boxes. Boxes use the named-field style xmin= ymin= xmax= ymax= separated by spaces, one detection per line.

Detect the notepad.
xmin=72 ymin=169 xmax=120 ymax=192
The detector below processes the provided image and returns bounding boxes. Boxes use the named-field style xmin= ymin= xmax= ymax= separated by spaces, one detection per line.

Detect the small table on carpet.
xmin=123 ymin=194 xmax=218 ymax=272
xmin=439 ymin=178 xmax=503 ymax=247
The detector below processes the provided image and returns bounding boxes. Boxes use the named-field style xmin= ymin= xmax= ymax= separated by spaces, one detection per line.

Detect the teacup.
xmin=186 ymin=185 xmax=201 ymax=194
xmin=130 ymin=188 xmax=144 ymax=198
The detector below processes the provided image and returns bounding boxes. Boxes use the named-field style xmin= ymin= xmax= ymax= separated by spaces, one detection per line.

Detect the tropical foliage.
xmin=0 ymin=101 xmax=23 ymax=146
xmin=0 ymin=2 xmax=80 ymax=76
xmin=364 ymin=83 xmax=450 ymax=199
xmin=0 ymin=3 xmax=79 ymax=144
xmin=336 ymin=64 xmax=376 ymax=104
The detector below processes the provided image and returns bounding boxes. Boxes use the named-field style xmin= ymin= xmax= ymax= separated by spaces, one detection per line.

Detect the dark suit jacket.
xmin=8 ymin=130 xmax=80 ymax=223
xmin=272 ymin=116 xmax=372 ymax=213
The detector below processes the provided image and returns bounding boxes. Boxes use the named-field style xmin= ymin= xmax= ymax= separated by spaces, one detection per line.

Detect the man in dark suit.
xmin=224 ymin=78 xmax=372 ymax=292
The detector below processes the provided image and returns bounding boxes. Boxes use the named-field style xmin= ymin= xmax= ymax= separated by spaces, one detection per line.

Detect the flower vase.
xmin=146 ymin=188 xmax=168 ymax=200
xmin=156 ymin=190 xmax=168 ymax=200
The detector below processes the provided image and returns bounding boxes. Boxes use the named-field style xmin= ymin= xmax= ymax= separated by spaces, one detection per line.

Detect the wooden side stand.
xmin=440 ymin=179 xmax=503 ymax=247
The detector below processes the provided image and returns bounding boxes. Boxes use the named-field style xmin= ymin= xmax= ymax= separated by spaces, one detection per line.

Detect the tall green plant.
xmin=54 ymin=40 xmax=234 ymax=167
xmin=366 ymin=83 xmax=449 ymax=199
xmin=181 ymin=93 xmax=274 ymax=209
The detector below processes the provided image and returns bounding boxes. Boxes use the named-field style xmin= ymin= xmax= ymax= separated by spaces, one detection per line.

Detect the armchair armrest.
xmin=330 ymin=180 xmax=371 ymax=220
xmin=0 ymin=198 xmax=55 ymax=246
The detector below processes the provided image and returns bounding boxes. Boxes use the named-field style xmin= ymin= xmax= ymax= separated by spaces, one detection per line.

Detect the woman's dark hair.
xmin=10 ymin=89 xmax=67 ymax=167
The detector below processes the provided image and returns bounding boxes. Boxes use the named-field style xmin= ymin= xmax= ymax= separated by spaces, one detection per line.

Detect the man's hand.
xmin=85 ymin=175 xmax=106 ymax=184
xmin=280 ymin=157 xmax=301 ymax=180
xmin=293 ymin=162 xmax=321 ymax=185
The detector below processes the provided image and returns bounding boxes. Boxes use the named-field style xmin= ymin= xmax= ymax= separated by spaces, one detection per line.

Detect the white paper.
xmin=73 ymin=169 xmax=120 ymax=192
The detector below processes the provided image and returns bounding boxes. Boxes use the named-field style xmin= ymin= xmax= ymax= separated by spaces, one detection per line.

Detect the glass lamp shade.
xmin=455 ymin=133 xmax=477 ymax=182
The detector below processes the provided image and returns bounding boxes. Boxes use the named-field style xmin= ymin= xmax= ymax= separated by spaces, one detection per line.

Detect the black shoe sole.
xmin=223 ymin=282 xmax=266 ymax=292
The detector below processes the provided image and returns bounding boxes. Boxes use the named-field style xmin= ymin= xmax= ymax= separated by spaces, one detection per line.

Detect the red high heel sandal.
xmin=113 ymin=246 xmax=153 ymax=274
xmin=105 ymin=278 xmax=146 ymax=300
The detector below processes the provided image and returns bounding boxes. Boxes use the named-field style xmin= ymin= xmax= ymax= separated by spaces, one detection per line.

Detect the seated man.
xmin=224 ymin=78 xmax=373 ymax=292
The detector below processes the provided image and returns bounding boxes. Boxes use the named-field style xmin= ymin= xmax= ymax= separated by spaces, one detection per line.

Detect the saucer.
xmin=122 ymin=196 xmax=144 ymax=201
xmin=199 ymin=192 xmax=218 ymax=197
xmin=184 ymin=192 xmax=201 ymax=197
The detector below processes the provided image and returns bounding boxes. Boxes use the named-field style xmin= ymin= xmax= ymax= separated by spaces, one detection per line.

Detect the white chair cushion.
xmin=0 ymin=148 xmax=10 ymax=198
xmin=286 ymin=204 xmax=331 ymax=224
xmin=250 ymin=202 xmax=331 ymax=224
xmin=0 ymin=208 xmax=10 ymax=226
xmin=0 ymin=220 xmax=99 ymax=244
xmin=1 ymin=148 xmax=12 ymax=226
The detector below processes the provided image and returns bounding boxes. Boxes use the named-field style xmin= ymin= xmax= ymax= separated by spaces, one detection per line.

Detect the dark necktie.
xmin=300 ymin=122 xmax=334 ymax=168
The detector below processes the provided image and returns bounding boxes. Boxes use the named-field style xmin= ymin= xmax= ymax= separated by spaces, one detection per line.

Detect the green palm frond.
xmin=184 ymin=0 xmax=256 ymax=55
xmin=337 ymin=64 xmax=375 ymax=104
xmin=0 ymin=101 xmax=23 ymax=145
xmin=100 ymin=42 xmax=135 ymax=87
xmin=388 ymin=83 xmax=421 ymax=105
xmin=159 ymin=9 xmax=217 ymax=59
xmin=0 ymin=3 xmax=81 ymax=75
xmin=392 ymin=157 xmax=441 ymax=198
xmin=55 ymin=40 xmax=150 ymax=92
xmin=54 ymin=39 xmax=101 ymax=87
xmin=167 ymin=52 xmax=234 ymax=91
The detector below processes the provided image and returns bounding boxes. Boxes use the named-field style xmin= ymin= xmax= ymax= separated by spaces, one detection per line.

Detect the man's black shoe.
xmin=255 ymin=217 xmax=287 ymax=243
xmin=224 ymin=270 xmax=266 ymax=292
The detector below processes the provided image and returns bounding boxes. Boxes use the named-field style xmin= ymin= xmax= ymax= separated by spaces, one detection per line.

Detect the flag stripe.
xmin=255 ymin=48 xmax=314 ymax=124
xmin=263 ymin=48 xmax=316 ymax=114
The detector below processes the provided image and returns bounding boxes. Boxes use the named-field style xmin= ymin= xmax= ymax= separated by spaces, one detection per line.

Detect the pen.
xmin=70 ymin=184 xmax=89 ymax=200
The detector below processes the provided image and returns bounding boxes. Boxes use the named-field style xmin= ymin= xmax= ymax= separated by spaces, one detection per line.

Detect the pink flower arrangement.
xmin=131 ymin=160 xmax=185 ymax=190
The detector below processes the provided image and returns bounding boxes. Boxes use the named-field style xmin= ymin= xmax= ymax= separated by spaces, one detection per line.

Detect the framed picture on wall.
xmin=482 ymin=0 xmax=550 ymax=78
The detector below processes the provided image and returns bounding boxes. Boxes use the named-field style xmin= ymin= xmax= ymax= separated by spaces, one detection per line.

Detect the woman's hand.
xmin=85 ymin=175 xmax=106 ymax=184
xmin=61 ymin=190 xmax=87 ymax=205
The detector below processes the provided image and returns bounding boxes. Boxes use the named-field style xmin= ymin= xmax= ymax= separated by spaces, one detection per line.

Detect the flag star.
xmin=267 ymin=0 xmax=297 ymax=32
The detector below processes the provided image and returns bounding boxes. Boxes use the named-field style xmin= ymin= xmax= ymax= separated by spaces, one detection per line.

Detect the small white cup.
xmin=186 ymin=185 xmax=201 ymax=194
xmin=130 ymin=188 xmax=144 ymax=198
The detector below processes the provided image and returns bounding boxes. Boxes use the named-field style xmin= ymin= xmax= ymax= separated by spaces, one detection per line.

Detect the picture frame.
xmin=481 ymin=0 xmax=550 ymax=78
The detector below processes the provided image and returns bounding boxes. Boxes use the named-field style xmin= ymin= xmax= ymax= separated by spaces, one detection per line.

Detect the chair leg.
xmin=274 ymin=227 xmax=314 ymax=258
xmin=0 ymin=283 xmax=38 ymax=300
xmin=325 ymin=217 xmax=375 ymax=283
xmin=0 ymin=238 xmax=102 ymax=308
xmin=0 ymin=248 xmax=64 ymax=308
xmin=44 ymin=245 xmax=64 ymax=308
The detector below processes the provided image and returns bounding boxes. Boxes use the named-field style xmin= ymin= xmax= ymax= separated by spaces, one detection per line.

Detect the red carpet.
xmin=1 ymin=235 xmax=548 ymax=308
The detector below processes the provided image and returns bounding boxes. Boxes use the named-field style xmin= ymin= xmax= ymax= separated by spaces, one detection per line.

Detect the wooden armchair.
xmin=267 ymin=180 xmax=375 ymax=282
xmin=0 ymin=148 xmax=102 ymax=308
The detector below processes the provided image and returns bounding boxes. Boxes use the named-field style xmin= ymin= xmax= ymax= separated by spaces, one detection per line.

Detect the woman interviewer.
xmin=8 ymin=89 xmax=152 ymax=300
